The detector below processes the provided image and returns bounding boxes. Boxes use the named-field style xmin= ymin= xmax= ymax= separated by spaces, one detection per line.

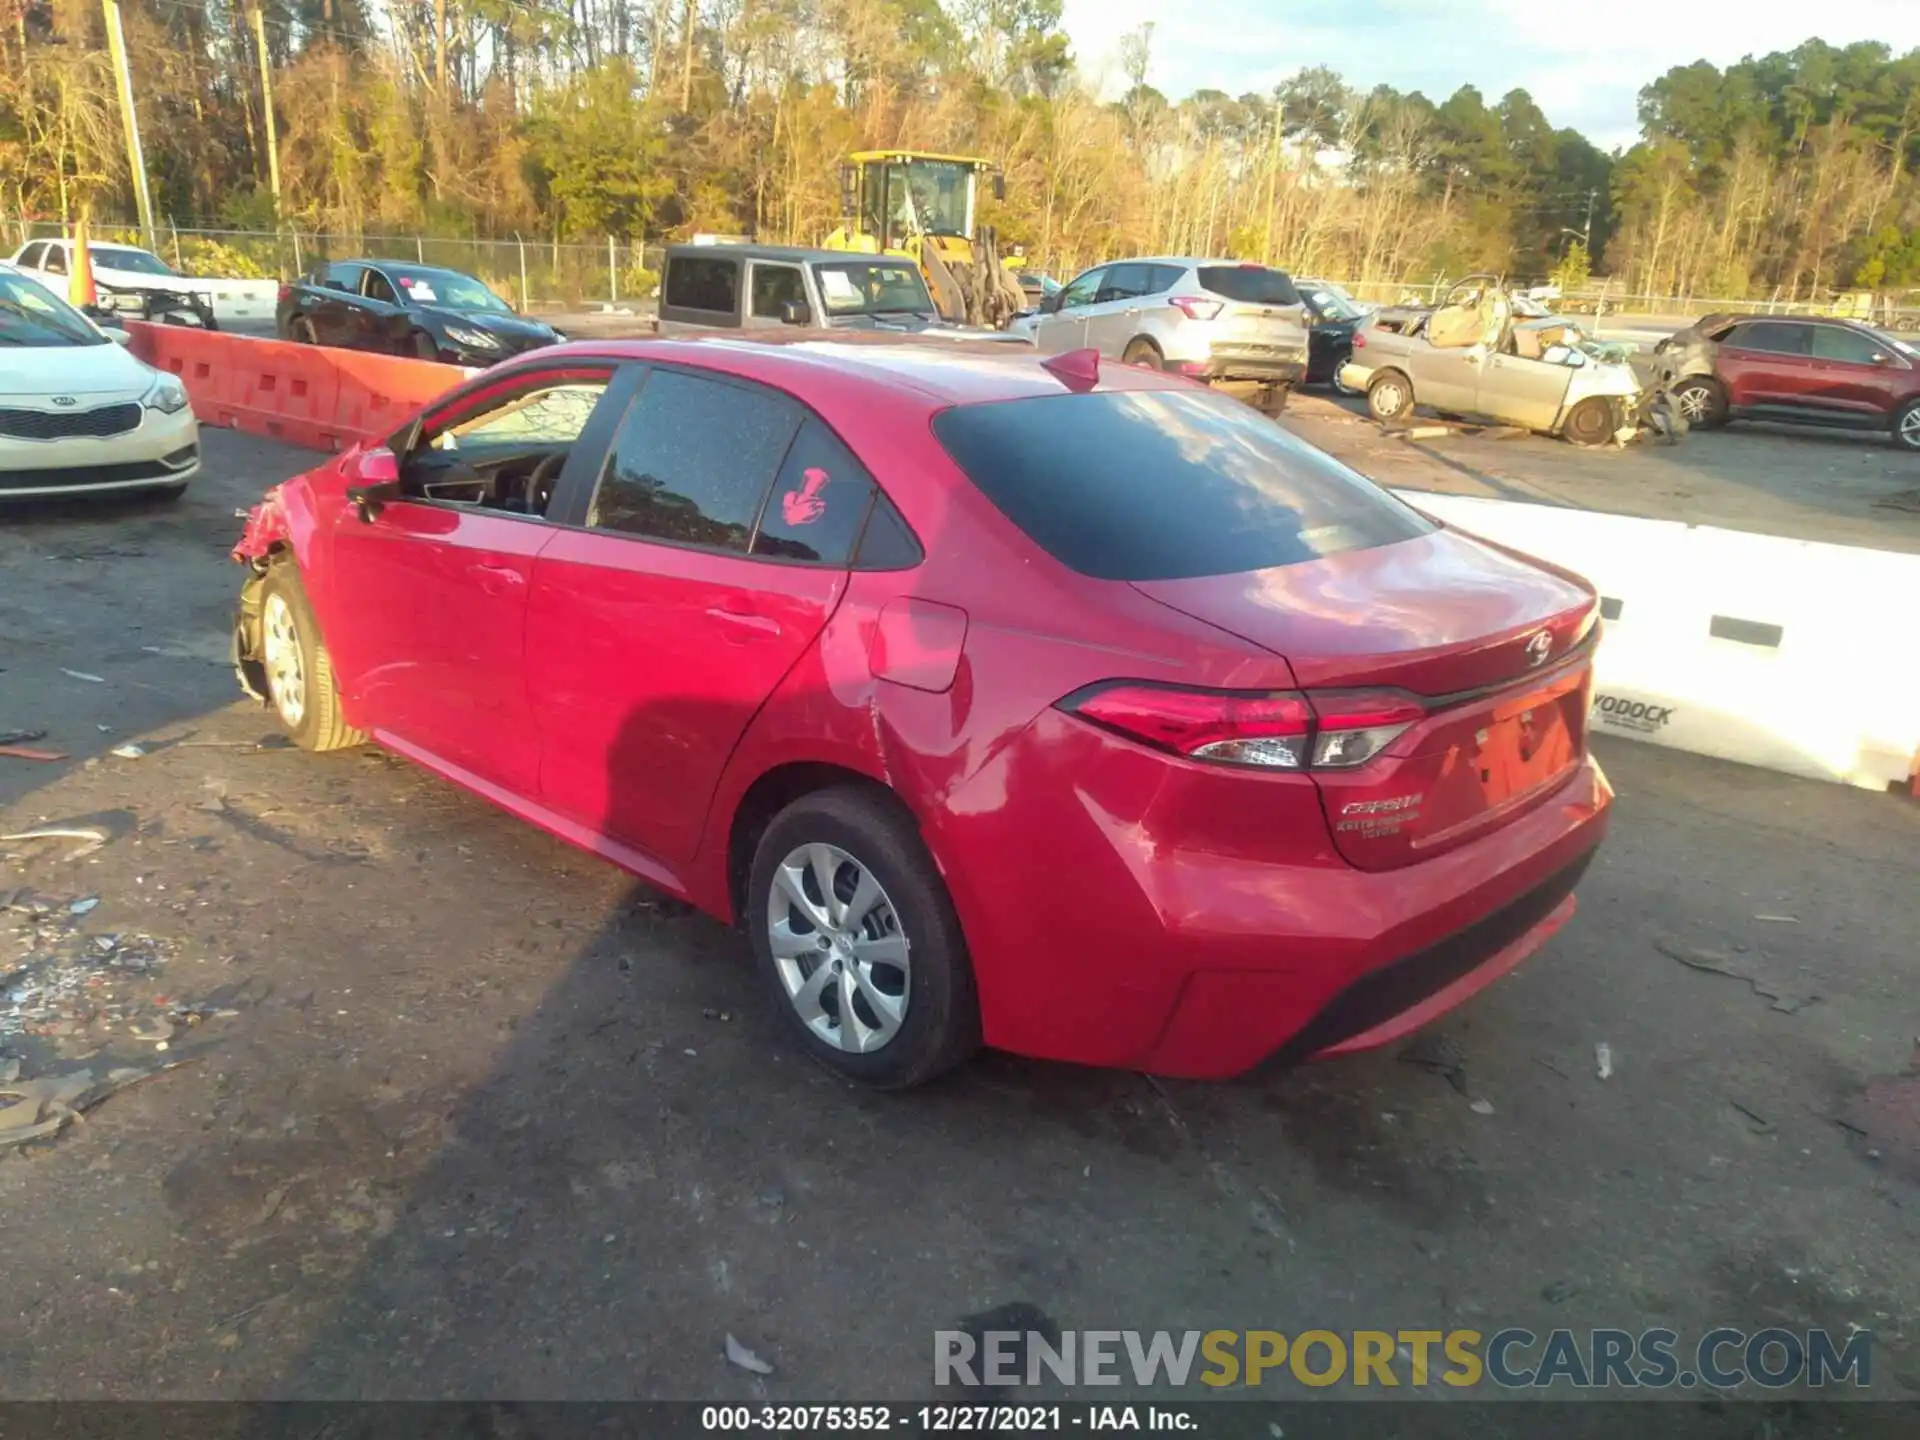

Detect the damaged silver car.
xmin=1338 ymin=274 xmax=1666 ymax=446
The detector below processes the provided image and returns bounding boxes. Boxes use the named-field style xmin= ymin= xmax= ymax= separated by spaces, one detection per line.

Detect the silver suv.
xmin=1015 ymin=257 xmax=1308 ymax=413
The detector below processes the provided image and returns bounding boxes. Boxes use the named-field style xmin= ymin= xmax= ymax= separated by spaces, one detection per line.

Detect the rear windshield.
xmin=1197 ymin=266 xmax=1299 ymax=306
xmin=931 ymin=389 xmax=1432 ymax=582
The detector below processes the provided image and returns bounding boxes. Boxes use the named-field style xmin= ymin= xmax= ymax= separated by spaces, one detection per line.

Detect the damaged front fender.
xmin=231 ymin=485 xmax=291 ymax=565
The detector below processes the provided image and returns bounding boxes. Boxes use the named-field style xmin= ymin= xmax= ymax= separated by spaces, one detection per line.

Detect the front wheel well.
xmin=725 ymin=762 xmax=911 ymax=923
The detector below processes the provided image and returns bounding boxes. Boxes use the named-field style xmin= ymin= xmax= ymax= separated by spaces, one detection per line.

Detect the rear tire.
xmin=1894 ymin=399 xmax=1920 ymax=452
xmin=1671 ymin=376 xmax=1727 ymax=429
xmin=1366 ymin=369 xmax=1413 ymax=422
xmin=1255 ymin=383 xmax=1290 ymax=418
xmin=747 ymin=787 xmax=980 ymax=1089
xmin=1562 ymin=396 xmax=1616 ymax=448
xmin=289 ymin=317 xmax=317 ymax=345
xmin=258 ymin=563 xmax=367 ymax=753
xmin=1121 ymin=338 xmax=1164 ymax=369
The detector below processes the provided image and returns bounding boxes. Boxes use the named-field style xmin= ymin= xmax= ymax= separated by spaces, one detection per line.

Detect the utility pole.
xmin=249 ymin=6 xmax=283 ymax=220
xmin=1582 ymin=188 xmax=1596 ymax=249
xmin=101 ymin=0 xmax=156 ymax=250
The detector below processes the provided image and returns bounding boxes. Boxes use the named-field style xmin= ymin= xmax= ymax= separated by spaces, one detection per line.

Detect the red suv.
xmin=1660 ymin=315 xmax=1920 ymax=450
xmin=232 ymin=339 xmax=1611 ymax=1088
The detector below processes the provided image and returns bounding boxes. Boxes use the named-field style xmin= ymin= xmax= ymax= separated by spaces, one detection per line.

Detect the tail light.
xmin=1060 ymin=684 xmax=1423 ymax=771
xmin=1351 ymin=331 xmax=1367 ymax=348
xmin=277 ymin=283 xmax=292 ymax=302
xmin=1169 ymin=296 xmax=1224 ymax=322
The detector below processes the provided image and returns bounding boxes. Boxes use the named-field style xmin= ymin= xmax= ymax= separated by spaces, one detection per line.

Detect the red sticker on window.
xmin=781 ymin=467 xmax=829 ymax=526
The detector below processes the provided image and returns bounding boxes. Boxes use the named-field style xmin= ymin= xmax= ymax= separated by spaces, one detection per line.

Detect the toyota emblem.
xmin=50 ymin=395 xmax=78 ymax=407
xmin=1524 ymin=631 xmax=1553 ymax=667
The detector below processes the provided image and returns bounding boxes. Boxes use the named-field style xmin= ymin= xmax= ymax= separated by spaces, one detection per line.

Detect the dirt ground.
xmin=0 ymin=424 xmax=1916 ymax=1428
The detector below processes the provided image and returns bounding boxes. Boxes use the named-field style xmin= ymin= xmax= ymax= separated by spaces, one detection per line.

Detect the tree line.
xmin=2 ymin=0 xmax=1917 ymax=300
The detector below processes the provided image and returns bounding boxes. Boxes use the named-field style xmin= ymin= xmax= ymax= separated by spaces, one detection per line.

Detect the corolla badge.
xmin=50 ymin=396 xmax=78 ymax=407
xmin=1524 ymin=630 xmax=1553 ymax=667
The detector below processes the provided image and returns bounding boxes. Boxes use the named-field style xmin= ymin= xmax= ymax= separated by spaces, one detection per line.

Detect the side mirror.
xmin=346 ymin=447 xmax=402 ymax=522
xmin=1040 ymin=290 xmax=1064 ymax=315
xmin=1872 ymin=352 xmax=1893 ymax=366
xmin=779 ymin=299 xmax=809 ymax=326
xmin=992 ymin=172 xmax=1006 ymax=202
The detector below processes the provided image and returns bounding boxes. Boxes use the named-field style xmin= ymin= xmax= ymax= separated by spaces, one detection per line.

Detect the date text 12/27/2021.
xmin=700 ymin=1405 xmax=1200 ymax=1433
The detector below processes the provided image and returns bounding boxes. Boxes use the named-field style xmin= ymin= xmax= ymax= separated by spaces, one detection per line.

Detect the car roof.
xmin=1099 ymin=257 xmax=1289 ymax=270
xmin=527 ymin=334 xmax=1193 ymax=409
xmin=663 ymin=243 xmax=872 ymax=265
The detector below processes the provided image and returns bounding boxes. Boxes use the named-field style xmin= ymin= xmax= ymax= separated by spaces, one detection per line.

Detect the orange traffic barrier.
xmin=123 ymin=322 xmax=465 ymax=452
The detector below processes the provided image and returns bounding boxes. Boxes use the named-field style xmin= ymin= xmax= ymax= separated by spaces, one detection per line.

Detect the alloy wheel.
xmin=766 ymin=842 xmax=911 ymax=1054
xmin=1900 ymin=407 xmax=1920 ymax=448
xmin=262 ymin=592 xmax=307 ymax=728
xmin=1675 ymin=385 xmax=1712 ymax=422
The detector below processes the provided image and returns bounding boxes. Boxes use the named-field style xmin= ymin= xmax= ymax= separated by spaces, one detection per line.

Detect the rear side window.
xmin=589 ymin=369 xmax=798 ymax=552
xmin=1728 ymin=321 xmax=1808 ymax=355
xmin=752 ymin=419 xmax=875 ymax=564
xmin=1148 ymin=264 xmax=1185 ymax=294
xmin=325 ymin=262 xmax=365 ymax=293
xmin=664 ymin=256 xmax=739 ymax=315
xmin=18 ymin=242 xmax=45 ymax=269
xmin=1197 ymin=266 xmax=1299 ymax=306
xmin=932 ymin=390 xmax=1432 ymax=582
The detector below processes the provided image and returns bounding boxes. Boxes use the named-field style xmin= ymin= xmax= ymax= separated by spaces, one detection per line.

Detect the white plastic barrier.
xmin=1391 ymin=490 xmax=1920 ymax=792
xmin=201 ymin=279 xmax=281 ymax=324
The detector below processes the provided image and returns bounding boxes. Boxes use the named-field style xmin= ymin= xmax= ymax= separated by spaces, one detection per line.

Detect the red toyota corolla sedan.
xmin=231 ymin=337 xmax=1611 ymax=1088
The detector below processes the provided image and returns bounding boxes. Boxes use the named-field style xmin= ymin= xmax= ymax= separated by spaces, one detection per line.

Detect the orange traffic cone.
xmin=68 ymin=207 xmax=97 ymax=309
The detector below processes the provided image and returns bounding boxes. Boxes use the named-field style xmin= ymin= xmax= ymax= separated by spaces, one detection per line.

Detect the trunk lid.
xmin=1131 ymin=528 xmax=1599 ymax=871
xmin=1195 ymin=264 xmax=1307 ymax=355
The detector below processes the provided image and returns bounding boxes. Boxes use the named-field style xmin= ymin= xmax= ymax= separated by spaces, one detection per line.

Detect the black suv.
xmin=277 ymin=260 xmax=563 ymax=365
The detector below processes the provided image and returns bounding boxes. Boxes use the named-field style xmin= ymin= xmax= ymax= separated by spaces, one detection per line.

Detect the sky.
xmin=1057 ymin=0 xmax=1920 ymax=152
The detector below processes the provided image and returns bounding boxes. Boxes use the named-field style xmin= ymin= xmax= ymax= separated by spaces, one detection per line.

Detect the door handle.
xmin=707 ymin=602 xmax=782 ymax=640
xmin=469 ymin=563 xmax=525 ymax=598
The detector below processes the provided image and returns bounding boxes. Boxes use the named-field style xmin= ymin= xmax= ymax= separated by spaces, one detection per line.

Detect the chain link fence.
xmin=7 ymin=219 xmax=667 ymax=313
xmin=9 ymin=217 xmax=1917 ymax=327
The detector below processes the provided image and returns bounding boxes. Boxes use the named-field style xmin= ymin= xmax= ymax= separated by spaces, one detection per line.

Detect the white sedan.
xmin=0 ymin=266 xmax=199 ymax=501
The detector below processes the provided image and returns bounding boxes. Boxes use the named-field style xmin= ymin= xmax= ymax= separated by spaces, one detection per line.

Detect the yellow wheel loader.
xmin=823 ymin=151 xmax=1028 ymax=329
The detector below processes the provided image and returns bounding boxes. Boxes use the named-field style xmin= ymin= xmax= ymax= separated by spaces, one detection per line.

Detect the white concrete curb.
xmin=1393 ymin=490 xmax=1920 ymax=793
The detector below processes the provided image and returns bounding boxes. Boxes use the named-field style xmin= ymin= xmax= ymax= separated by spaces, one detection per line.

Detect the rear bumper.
xmin=1191 ymin=347 xmax=1307 ymax=386
xmin=928 ymin=713 xmax=1612 ymax=1079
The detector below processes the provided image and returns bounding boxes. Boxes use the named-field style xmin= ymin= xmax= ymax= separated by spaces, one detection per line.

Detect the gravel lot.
xmin=0 ymin=421 xmax=1914 ymax=1432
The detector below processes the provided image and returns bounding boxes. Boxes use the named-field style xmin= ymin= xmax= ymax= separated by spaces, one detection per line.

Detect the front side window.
xmin=363 ymin=270 xmax=400 ymax=305
xmin=1810 ymin=326 xmax=1884 ymax=365
xmin=1097 ymin=264 xmax=1155 ymax=304
xmin=1057 ymin=267 xmax=1106 ymax=311
xmin=750 ymin=264 xmax=810 ymax=321
xmin=428 ymin=378 xmax=609 ymax=451
xmin=588 ymin=369 xmax=799 ymax=552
